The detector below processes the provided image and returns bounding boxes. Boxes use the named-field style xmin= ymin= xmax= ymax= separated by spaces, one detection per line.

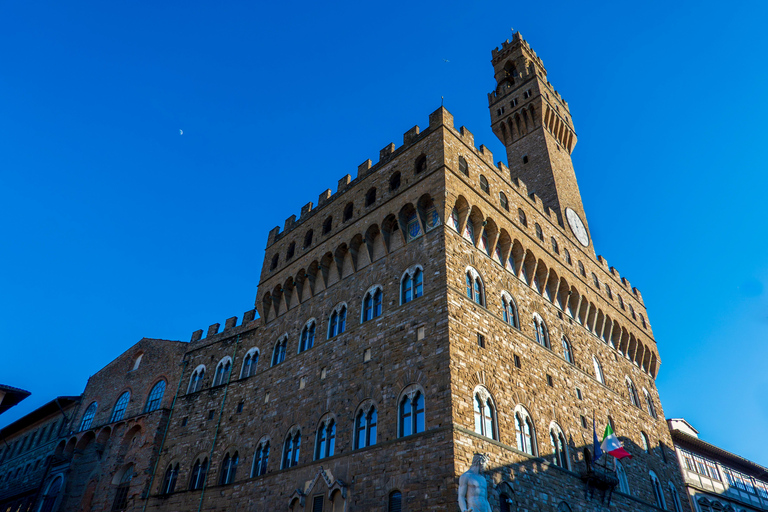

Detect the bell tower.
xmin=489 ymin=32 xmax=593 ymax=252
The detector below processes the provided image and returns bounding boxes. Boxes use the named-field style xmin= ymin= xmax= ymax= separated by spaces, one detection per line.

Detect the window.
xmin=389 ymin=172 xmax=401 ymax=191
xmin=161 ymin=463 xmax=179 ymax=494
xmin=312 ymin=495 xmax=324 ymax=512
xmin=219 ymin=451 xmax=239 ymax=485
xmin=303 ymin=230 xmax=313 ymax=249
xmin=365 ymin=187 xmax=376 ymax=206
xmin=479 ymin=229 xmax=490 ymax=254
xmin=252 ymin=441 xmax=269 ymax=477
xmin=551 ymin=237 xmax=559 ymax=254
xmin=535 ymin=223 xmax=543 ymax=241
xmin=500 ymin=493 xmax=513 ymax=512
xmin=669 ymin=483 xmax=683 ymax=512
xmin=401 ymin=267 xmax=423 ymax=304
xmin=473 ymin=387 xmax=497 ymax=440
xmin=405 ymin=212 xmax=421 ymax=241
xmin=640 ymin=431 xmax=650 ymax=453
xmin=450 ymin=207 xmax=460 ymax=231
xmin=327 ymin=305 xmax=347 ymax=338
xmin=514 ymin=406 xmax=536 ymax=455
xmin=322 ymin=216 xmax=333 ymax=235
xmin=314 ymin=420 xmax=336 ymax=460
xmin=618 ymin=294 xmax=625 ymax=309
xmin=592 ymin=272 xmax=599 ymax=288
xmin=399 ymin=390 xmax=425 ymax=437
xmin=39 ymin=476 xmax=63 ymax=512
xmin=522 ymin=154 xmax=529 ymax=164
xmin=272 ymin=337 xmax=287 ymax=366
xmin=514 ymin=354 xmax=521 ymax=368
xmin=189 ymin=458 xmax=208 ymax=490
xmin=629 ymin=304 xmax=636 ymax=320
xmin=362 ymin=287 xmax=383 ymax=322
xmin=604 ymin=283 xmax=613 ymax=299
xmin=343 ymin=202 xmax=353 ymax=222
xmin=616 ymin=460 xmax=630 ymax=493
xmin=680 ymin=449 xmax=720 ymax=480
xmin=144 ymin=380 xmax=166 ymax=412
xmin=465 ymin=268 xmax=484 ymax=306
xmin=213 ymin=358 xmax=232 ymax=387
xmin=111 ymin=392 xmax=130 ymax=423
xmin=282 ymin=431 xmax=301 ymax=469
xmin=499 ymin=192 xmax=509 ymax=211
xmin=286 ymin=242 xmax=295 ymax=260
xmin=479 ymin=175 xmax=489 ymax=194
xmin=518 ymin=208 xmax=527 ymax=227
xmin=270 ymin=253 xmax=279 ymax=271
xmin=564 ymin=248 xmax=571 ymax=265
xmin=299 ymin=321 xmax=316 ymax=353
xmin=592 ymin=356 xmax=605 ymax=384
xmin=80 ymin=402 xmax=97 ymax=431
xmin=640 ymin=314 xmax=647 ymax=329
xmin=644 ymin=389 xmax=657 ymax=418
xmin=188 ymin=365 xmax=206 ymax=393
xmin=561 ymin=337 xmax=573 ymax=364
xmin=626 ymin=378 xmax=640 ymax=408
xmin=131 ymin=353 xmax=143 ymax=371
xmin=354 ymin=405 xmax=377 ymax=449
xmin=463 ymin=216 xmax=474 ymax=242
xmin=241 ymin=349 xmax=259 ymax=378
xmin=502 ymin=293 xmax=519 ymax=328
xmin=458 ymin=156 xmax=469 ymax=176
xmin=550 ymin=424 xmax=568 ymax=469
xmin=477 ymin=333 xmax=485 ymax=348
xmin=112 ymin=467 xmax=133 ymax=511
xmin=415 ymin=155 xmax=427 ymax=174
xmin=533 ymin=314 xmax=550 ymax=349
xmin=425 ymin=205 xmax=440 ymax=231
xmin=388 ymin=490 xmax=402 ymax=512
xmin=557 ymin=503 xmax=572 ymax=512
xmin=578 ymin=261 xmax=586 ymax=277
xmin=650 ymin=471 xmax=666 ymax=509
xmin=546 ymin=374 xmax=553 ymax=386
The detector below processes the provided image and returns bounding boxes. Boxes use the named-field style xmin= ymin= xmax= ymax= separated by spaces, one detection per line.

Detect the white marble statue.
xmin=458 ymin=453 xmax=492 ymax=512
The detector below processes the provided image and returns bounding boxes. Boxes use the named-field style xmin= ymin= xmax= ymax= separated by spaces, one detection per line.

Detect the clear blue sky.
xmin=2 ymin=0 xmax=767 ymax=465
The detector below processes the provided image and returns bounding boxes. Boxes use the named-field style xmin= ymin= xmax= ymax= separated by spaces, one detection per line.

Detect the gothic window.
xmin=593 ymin=356 xmax=605 ymax=384
xmin=629 ymin=304 xmax=637 ymax=320
xmin=592 ymin=272 xmax=599 ymax=288
xmin=479 ymin=175 xmax=490 ymax=194
xmin=389 ymin=171 xmax=401 ymax=191
xmin=189 ymin=458 xmax=208 ymax=490
xmin=502 ymin=293 xmax=519 ymax=328
xmin=388 ymin=490 xmax=402 ymax=512
xmin=533 ymin=314 xmax=550 ymax=349
xmin=616 ymin=460 xmax=630 ymax=493
xmin=145 ymin=380 xmax=166 ymax=413
xmin=550 ymin=237 xmax=559 ymax=254
xmin=578 ymin=261 xmax=586 ymax=277
xmin=161 ymin=463 xmax=179 ymax=494
xmin=299 ymin=320 xmax=316 ymax=353
xmin=355 ymin=405 xmax=378 ymax=449
xmin=401 ymin=267 xmax=423 ymax=304
xmin=518 ymin=208 xmax=528 ymax=227
xmin=564 ymin=248 xmax=571 ymax=265
xmin=561 ymin=337 xmax=573 ymax=364
xmin=111 ymin=392 xmax=130 ymax=423
xmin=640 ymin=314 xmax=647 ymax=329
xmin=650 ymin=471 xmax=666 ymax=509
xmin=365 ymin=187 xmax=376 ymax=207
xmin=514 ymin=406 xmax=536 ymax=455
xmin=219 ymin=451 xmax=239 ymax=485
xmin=270 ymin=253 xmax=279 ymax=271
xmin=240 ymin=349 xmax=259 ymax=378
xmin=425 ymin=205 xmax=440 ymax=231
xmin=405 ymin=212 xmax=421 ymax=241
xmin=478 ymin=228 xmax=490 ymax=254
xmin=473 ymin=387 xmax=497 ymax=440
xmin=669 ymin=483 xmax=683 ymax=512
xmin=535 ymin=223 xmax=544 ymax=241
xmin=640 ymin=431 xmax=650 ymax=453
xmin=286 ymin=242 xmax=295 ymax=260
xmin=282 ymin=430 xmax=301 ymax=469
xmin=343 ymin=202 xmax=353 ymax=222
xmin=644 ymin=389 xmax=657 ymax=418
xmin=322 ymin=216 xmax=333 ymax=235
xmin=362 ymin=287 xmax=383 ymax=322
xmin=213 ymin=358 xmax=232 ymax=387
xmin=112 ymin=466 xmax=133 ymax=511
xmin=271 ymin=337 xmax=287 ymax=366
xmin=415 ymin=155 xmax=427 ymax=174
xmin=252 ymin=441 xmax=269 ymax=477
xmin=458 ymin=156 xmax=469 ymax=176
xmin=39 ymin=476 xmax=63 ymax=512
xmin=327 ymin=305 xmax=347 ymax=338
xmin=463 ymin=216 xmax=475 ymax=242
xmin=618 ymin=294 xmax=625 ymax=309
xmin=450 ymin=207 xmax=460 ymax=231
xmin=80 ymin=402 xmax=97 ymax=431
xmin=549 ymin=423 xmax=569 ymax=469
xmin=304 ymin=229 xmax=314 ymax=248
xmin=626 ymin=377 xmax=640 ymax=407
xmin=188 ymin=365 xmax=206 ymax=393
xmin=499 ymin=192 xmax=509 ymax=211
xmin=314 ymin=419 xmax=336 ymax=460
xmin=465 ymin=268 xmax=485 ymax=306
xmin=399 ymin=388 xmax=425 ymax=437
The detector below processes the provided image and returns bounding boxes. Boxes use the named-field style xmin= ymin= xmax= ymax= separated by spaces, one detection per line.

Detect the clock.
xmin=565 ymin=208 xmax=589 ymax=247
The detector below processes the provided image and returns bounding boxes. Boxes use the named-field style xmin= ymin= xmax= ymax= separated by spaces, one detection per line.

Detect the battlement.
xmin=190 ymin=308 xmax=259 ymax=343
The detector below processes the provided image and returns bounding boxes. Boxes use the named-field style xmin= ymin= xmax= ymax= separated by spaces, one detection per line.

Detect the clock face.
xmin=565 ymin=208 xmax=589 ymax=247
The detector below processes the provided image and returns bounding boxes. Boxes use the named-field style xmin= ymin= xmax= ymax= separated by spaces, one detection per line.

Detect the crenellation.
xmin=379 ymin=142 xmax=396 ymax=161
xmin=357 ymin=159 xmax=372 ymax=177
xmin=242 ymin=309 xmax=256 ymax=325
xmin=267 ymin=226 xmax=280 ymax=246
xmin=403 ymin=125 xmax=420 ymax=145
xmin=206 ymin=323 xmax=220 ymax=338
xmin=300 ymin=201 xmax=313 ymax=216
xmin=337 ymin=174 xmax=351 ymax=191
xmin=224 ymin=316 xmax=238 ymax=331
xmin=458 ymin=126 xmax=474 ymax=147
xmin=477 ymin=144 xmax=493 ymax=165
xmin=284 ymin=214 xmax=296 ymax=232
xmin=191 ymin=329 xmax=203 ymax=342
xmin=318 ymin=189 xmax=332 ymax=206
xmin=429 ymin=106 xmax=453 ymax=129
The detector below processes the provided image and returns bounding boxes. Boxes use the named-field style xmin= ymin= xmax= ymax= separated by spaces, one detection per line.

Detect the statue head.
xmin=472 ymin=453 xmax=490 ymax=470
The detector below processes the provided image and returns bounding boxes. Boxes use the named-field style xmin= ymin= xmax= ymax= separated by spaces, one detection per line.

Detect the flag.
xmin=600 ymin=423 xmax=632 ymax=460
xmin=592 ymin=419 xmax=604 ymax=463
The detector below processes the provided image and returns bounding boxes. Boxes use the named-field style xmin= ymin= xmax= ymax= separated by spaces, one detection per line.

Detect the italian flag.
xmin=601 ymin=424 xmax=633 ymax=460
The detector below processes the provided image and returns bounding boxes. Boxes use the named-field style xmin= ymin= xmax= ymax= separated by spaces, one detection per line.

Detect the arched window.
xmin=299 ymin=320 xmax=316 ymax=353
xmin=458 ymin=156 xmax=469 ymax=176
xmin=251 ymin=441 xmax=269 ymax=477
xmin=557 ymin=503 xmax=573 ymax=512
xmin=111 ymin=392 xmax=130 ymax=423
xmin=626 ymin=377 xmax=640 ymax=407
xmin=405 ymin=211 xmax=421 ymax=241
xmin=640 ymin=431 xmax=650 ymax=453
xmin=145 ymin=380 xmax=166 ymax=412
xmin=286 ymin=242 xmax=295 ymax=260
xmin=112 ymin=466 xmax=133 ymax=511
xmin=80 ymin=402 xmax=97 ymax=431
xmin=39 ymin=476 xmax=63 ymax=512
xmin=499 ymin=192 xmax=509 ymax=211
xmin=629 ymin=304 xmax=636 ymax=320
xmin=303 ymin=230 xmax=313 ymax=248
xmin=534 ymin=314 xmax=550 ymax=349
xmin=465 ymin=268 xmax=484 ymax=306
xmin=272 ymin=337 xmax=287 ymax=366
xmin=343 ymin=202 xmax=353 ymax=222
xmin=479 ymin=175 xmax=490 ymax=194
xmin=365 ymin=187 xmax=376 ymax=207
xmin=328 ymin=305 xmax=347 ymax=338
xmin=616 ymin=460 xmax=630 ymax=493
xmin=518 ymin=208 xmax=527 ymax=227
xmin=314 ymin=419 xmax=336 ymax=460
xmin=450 ymin=207 xmax=460 ymax=231
xmin=650 ymin=471 xmax=666 ymax=509
xmin=535 ymin=223 xmax=544 ymax=241
xmin=478 ymin=228 xmax=491 ymax=254
xmin=240 ymin=349 xmax=259 ymax=378
xmin=604 ymin=283 xmax=613 ymax=299
xmin=551 ymin=237 xmax=559 ymax=254
xmin=502 ymin=293 xmax=519 ymax=328
xmin=269 ymin=253 xmax=279 ymax=271
xmin=401 ymin=267 xmax=423 ymax=304
xmin=213 ymin=358 xmax=232 ymax=387
xmin=644 ymin=389 xmax=657 ymax=418
xmin=354 ymin=405 xmax=377 ymax=449
xmin=219 ymin=451 xmax=239 ymax=485
xmin=425 ymin=204 xmax=440 ymax=231
xmin=578 ymin=261 xmax=586 ymax=277
xmin=593 ymin=356 xmax=605 ymax=384
xmin=281 ymin=430 xmax=301 ymax=469
xmin=514 ymin=406 xmax=536 ymax=455
xmin=389 ymin=171 xmax=401 ymax=191
xmin=669 ymin=482 xmax=683 ymax=512
xmin=618 ymin=294 xmax=625 ymax=309
xmin=561 ymin=337 xmax=573 ymax=364
xmin=322 ymin=216 xmax=333 ymax=235
xmin=564 ymin=248 xmax=571 ymax=265
xmin=399 ymin=390 xmax=425 ymax=437
xmin=188 ymin=365 xmax=206 ymax=393
xmin=161 ymin=463 xmax=179 ymax=494
xmin=592 ymin=272 xmax=600 ymax=288
xmin=500 ymin=492 xmax=513 ymax=512
xmin=189 ymin=458 xmax=208 ymax=490
xmin=473 ymin=387 xmax=497 ymax=440
xmin=362 ymin=287 xmax=383 ymax=322
xmin=132 ymin=353 xmax=143 ymax=371
xmin=463 ymin=216 xmax=474 ymax=242
xmin=550 ymin=423 xmax=569 ymax=469
xmin=388 ymin=490 xmax=402 ymax=512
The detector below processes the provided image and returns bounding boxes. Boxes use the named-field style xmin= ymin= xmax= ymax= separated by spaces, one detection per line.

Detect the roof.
xmin=0 ymin=396 xmax=80 ymax=439
xmin=0 ymin=384 xmax=31 ymax=415
xmin=670 ymin=428 xmax=768 ymax=479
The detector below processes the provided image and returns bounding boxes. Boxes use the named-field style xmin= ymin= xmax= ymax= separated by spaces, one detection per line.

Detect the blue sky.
xmin=2 ymin=0 xmax=767 ymax=465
